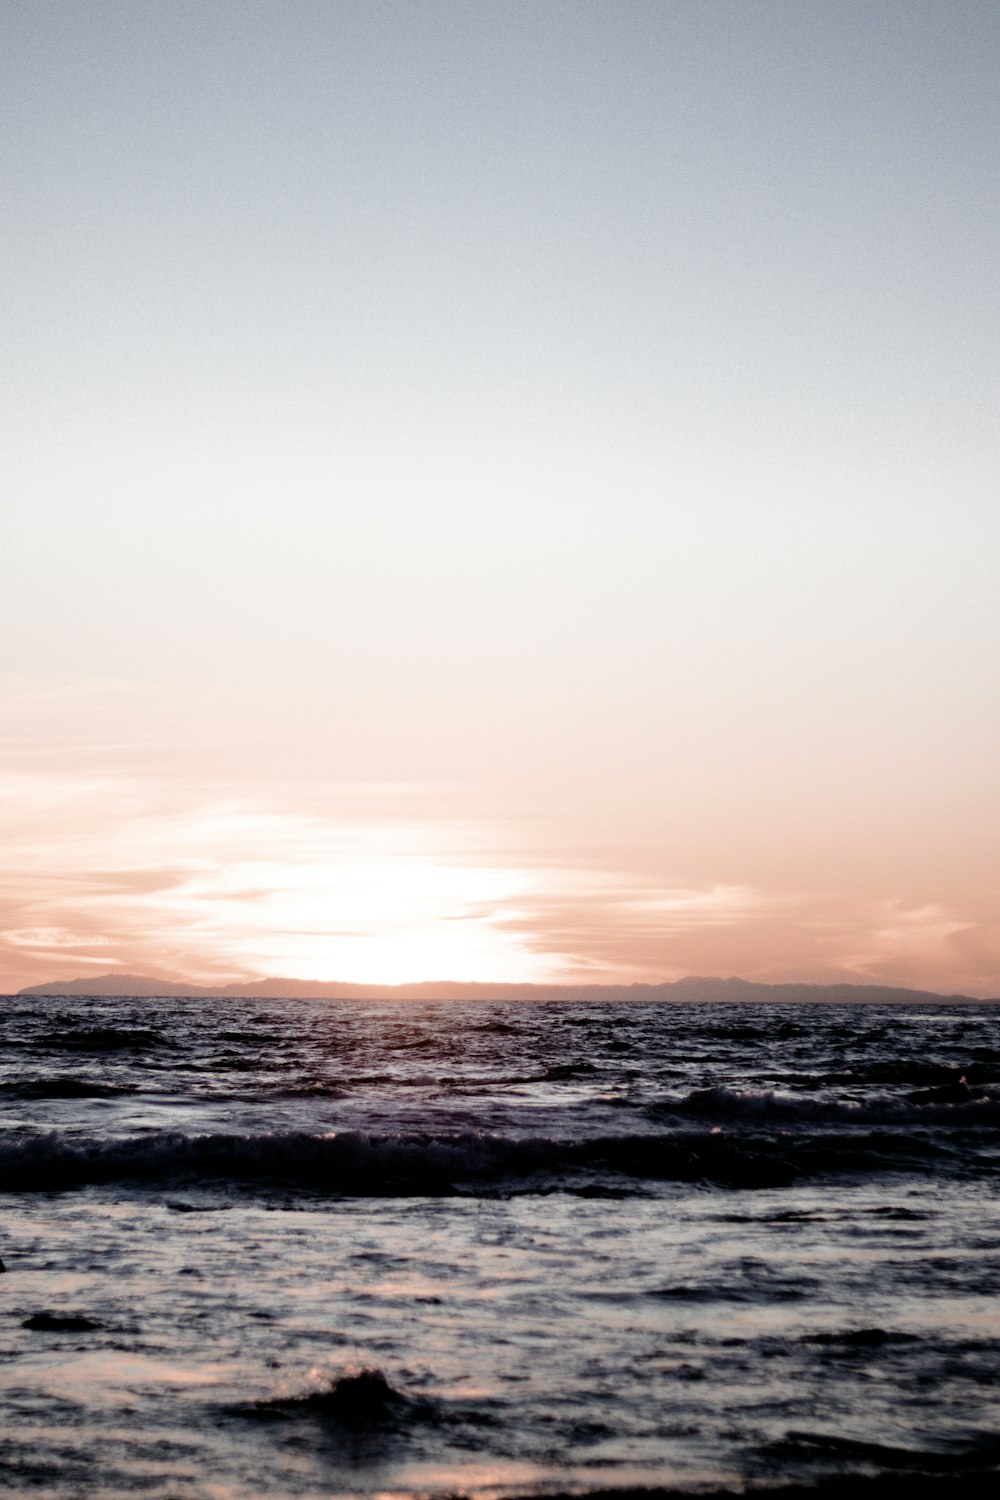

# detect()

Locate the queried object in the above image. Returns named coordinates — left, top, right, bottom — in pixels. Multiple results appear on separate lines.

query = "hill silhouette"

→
left=13, top=972, right=987, bottom=1003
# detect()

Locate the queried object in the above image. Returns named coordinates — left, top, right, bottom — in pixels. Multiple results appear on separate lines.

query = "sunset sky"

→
left=2, top=1, right=998, bottom=995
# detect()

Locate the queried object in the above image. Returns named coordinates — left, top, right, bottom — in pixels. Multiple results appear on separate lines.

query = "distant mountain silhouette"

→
left=12, top=972, right=988, bottom=1003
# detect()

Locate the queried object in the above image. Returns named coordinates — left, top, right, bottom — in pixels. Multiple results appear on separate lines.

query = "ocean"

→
left=1, top=993, right=998, bottom=1498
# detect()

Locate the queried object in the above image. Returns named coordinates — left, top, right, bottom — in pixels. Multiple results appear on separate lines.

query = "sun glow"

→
left=0, top=771, right=566, bottom=987
left=154, top=852, right=554, bottom=985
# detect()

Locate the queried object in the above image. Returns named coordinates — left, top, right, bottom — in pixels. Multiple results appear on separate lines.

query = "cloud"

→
left=492, top=878, right=795, bottom=981
left=0, top=770, right=564, bottom=987
left=2, top=928, right=115, bottom=949
left=2, top=766, right=997, bottom=996
left=834, top=900, right=986, bottom=985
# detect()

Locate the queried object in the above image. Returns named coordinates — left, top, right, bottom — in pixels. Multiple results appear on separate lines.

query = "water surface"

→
left=1, top=995, right=998, bottom=1497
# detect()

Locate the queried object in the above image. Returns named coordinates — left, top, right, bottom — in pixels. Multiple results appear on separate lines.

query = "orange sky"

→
left=2, top=5, right=998, bottom=997
left=1, top=673, right=997, bottom=994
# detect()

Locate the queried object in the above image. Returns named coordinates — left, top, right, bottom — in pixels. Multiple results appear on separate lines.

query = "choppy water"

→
left=1, top=994, right=999, bottom=1497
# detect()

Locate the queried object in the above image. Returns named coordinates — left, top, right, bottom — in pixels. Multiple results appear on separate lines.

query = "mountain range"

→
left=12, top=973, right=990, bottom=1003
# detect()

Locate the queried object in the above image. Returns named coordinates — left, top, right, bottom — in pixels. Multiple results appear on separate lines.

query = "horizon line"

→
left=11, top=971, right=996, bottom=1004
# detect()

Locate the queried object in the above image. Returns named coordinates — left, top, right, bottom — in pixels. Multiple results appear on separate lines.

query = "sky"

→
left=2, top=0, right=998, bottom=995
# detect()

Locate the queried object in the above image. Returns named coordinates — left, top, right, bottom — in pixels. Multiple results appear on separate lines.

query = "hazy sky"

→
left=3, top=1, right=998, bottom=993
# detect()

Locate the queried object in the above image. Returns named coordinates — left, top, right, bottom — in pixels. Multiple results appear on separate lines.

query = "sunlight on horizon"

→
left=152, top=852, right=566, bottom=986
left=0, top=768, right=571, bottom=986
left=1, top=763, right=996, bottom=995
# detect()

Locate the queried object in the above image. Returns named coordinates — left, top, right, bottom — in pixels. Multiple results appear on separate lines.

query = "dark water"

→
left=1, top=995, right=999, bottom=1497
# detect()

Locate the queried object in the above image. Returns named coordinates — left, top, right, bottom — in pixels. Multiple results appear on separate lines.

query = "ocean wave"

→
left=0, top=1122, right=981, bottom=1195
left=812, top=1062, right=1000, bottom=1088
left=243, top=1368, right=423, bottom=1428
left=648, top=1085, right=1000, bottom=1126
left=0, top=1077, right=138, bottom=1099
left=37, top=1027, right=174, bottom=1053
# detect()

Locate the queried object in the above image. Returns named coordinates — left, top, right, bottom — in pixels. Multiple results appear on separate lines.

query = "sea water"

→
left=1, top=995, right=999, bottom=1497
